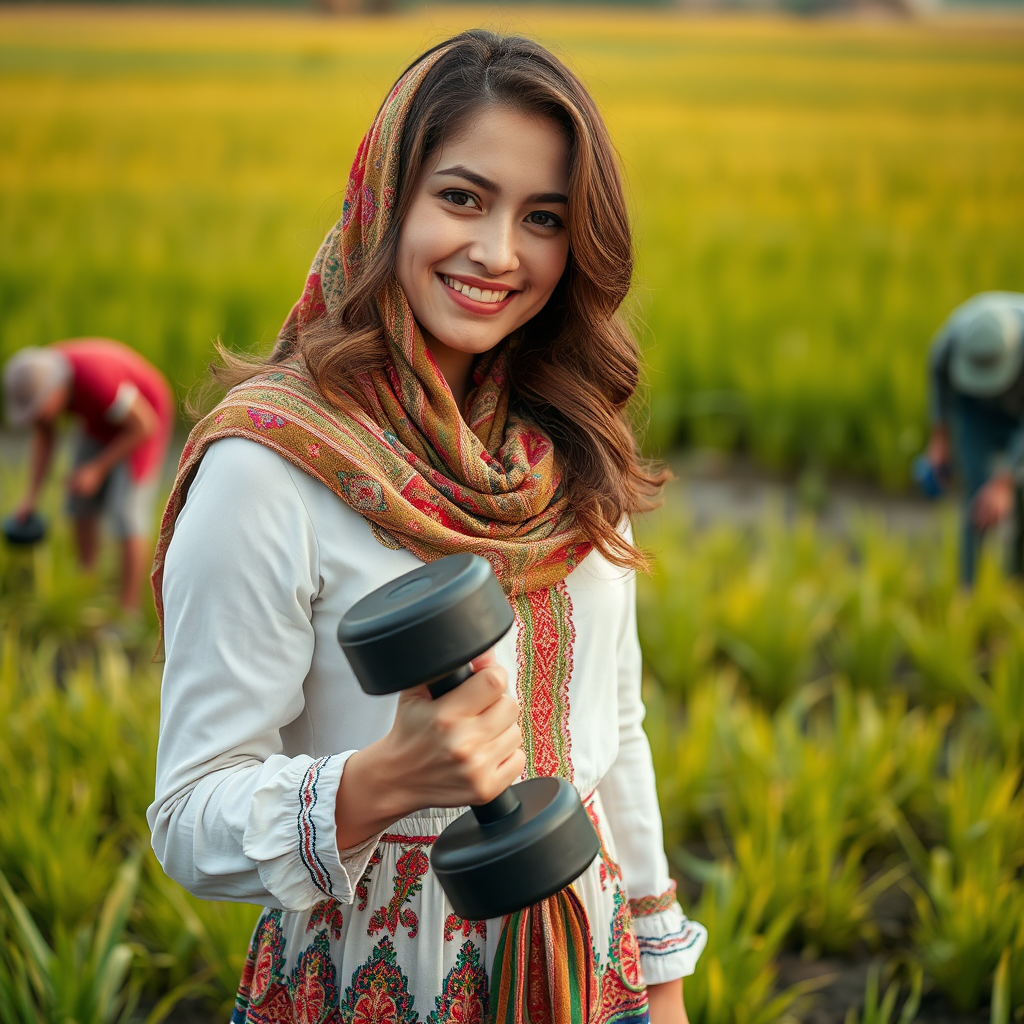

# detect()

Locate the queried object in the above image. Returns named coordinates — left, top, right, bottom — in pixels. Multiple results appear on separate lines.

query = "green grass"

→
left=637, top=510, right=1024, bottom=1018
left=2, top=8, right=1023, bottom=483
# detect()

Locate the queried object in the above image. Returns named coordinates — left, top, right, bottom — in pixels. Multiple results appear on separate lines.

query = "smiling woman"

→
left=396, top=108, right=570, bottom=407
left=149, top=28, right=704, bottom=1024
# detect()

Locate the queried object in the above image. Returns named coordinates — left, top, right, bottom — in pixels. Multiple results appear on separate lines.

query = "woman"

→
left=149, top=29, right=705, bottom=1024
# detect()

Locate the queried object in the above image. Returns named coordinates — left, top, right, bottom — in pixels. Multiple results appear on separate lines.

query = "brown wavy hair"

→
left=212, top=29, right=667, bottom=570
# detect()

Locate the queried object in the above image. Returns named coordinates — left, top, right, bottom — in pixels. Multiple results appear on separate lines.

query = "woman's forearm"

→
left=334, top=739, right=412, bottom=850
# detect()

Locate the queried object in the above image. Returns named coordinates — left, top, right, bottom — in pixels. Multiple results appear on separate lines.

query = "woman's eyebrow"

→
left=433, top=165, right=568, bottom=206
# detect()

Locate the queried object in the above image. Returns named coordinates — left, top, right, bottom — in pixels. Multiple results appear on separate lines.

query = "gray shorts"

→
left=66, top=434, right=158, bottom=539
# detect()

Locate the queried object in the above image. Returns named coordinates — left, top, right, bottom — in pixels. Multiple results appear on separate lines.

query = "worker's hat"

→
left=3, top=347, right=73, bottom=428
left=951, top=306, right=1024, bottom=398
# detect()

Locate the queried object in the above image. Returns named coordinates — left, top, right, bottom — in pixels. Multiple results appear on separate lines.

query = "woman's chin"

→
left=422, top=326, right=508, bottom=360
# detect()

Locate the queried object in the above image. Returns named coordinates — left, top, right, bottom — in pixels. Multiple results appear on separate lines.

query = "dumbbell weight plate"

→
left=338, top=553, right=514, bottom=695
left=431, top=775, right=600, bottom=921
left=2, top=511, right=47, bottom=546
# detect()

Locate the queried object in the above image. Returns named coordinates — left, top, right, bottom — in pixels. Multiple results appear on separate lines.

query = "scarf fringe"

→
left=489, top=887, right=597, bottom=1024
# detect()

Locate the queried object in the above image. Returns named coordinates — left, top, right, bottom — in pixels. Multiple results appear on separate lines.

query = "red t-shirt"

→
left=54, top=339, right=174, bottom=483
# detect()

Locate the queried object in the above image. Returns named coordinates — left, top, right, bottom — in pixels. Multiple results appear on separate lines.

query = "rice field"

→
left=2, top=5, right=1024, bottom=1022
left=2, top=6, right=1023, bottom=483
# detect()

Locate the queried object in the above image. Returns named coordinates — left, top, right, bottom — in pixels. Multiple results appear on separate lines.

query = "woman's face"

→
left=395, top=104, right=570, bottom=380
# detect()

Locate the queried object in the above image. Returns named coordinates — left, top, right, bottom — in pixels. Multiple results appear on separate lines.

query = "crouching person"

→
left=4, top=338, right=174, bottom=612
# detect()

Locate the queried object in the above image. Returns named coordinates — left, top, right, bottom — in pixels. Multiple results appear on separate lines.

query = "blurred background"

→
left=1, top=2, right=1023, bottom=1022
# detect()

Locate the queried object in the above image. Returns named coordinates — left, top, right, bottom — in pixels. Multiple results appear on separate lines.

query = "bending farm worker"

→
left=3, top=338, right=174, bottom=612
left=925, top=292, right=1024, bottom=585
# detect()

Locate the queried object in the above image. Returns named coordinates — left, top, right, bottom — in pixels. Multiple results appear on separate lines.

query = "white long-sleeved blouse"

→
left=148, top=437, right=705, bottom=1023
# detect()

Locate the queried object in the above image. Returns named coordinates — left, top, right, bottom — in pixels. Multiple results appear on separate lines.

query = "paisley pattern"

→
left=425, top=942, right=489, bottom=1024
left=232, top=911, right=292, bottom=1024
left=341, top=938, right=418, bottom=1024
left=291, top=930, right=341, bottom=1024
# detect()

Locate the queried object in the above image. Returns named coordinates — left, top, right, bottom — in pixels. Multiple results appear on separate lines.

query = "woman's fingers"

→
left=467, top=723, right=526, bottom=802
left=474, top=689, right=520, bottom=737
left=437, top=662, right=510, bottom=718
left=386, top=650, right=523, bottom=809
left=469, top=648, right=498, bottom=671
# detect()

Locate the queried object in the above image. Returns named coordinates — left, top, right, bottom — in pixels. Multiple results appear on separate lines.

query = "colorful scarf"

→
left=152, top=43, right=599, bottom=1024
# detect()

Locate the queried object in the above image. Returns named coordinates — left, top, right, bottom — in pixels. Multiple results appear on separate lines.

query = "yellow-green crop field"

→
left=2, top=6, right=1023, bottom=484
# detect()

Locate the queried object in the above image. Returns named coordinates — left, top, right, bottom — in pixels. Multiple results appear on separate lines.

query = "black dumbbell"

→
left=338, top=552, right=599, bottom=921
left=2, top=511, right=47, bottom=546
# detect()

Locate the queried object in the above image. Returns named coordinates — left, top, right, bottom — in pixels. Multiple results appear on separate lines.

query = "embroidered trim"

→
left=444, top=913, right=487, bottom=942
left=636, top=921, right=703, bottom=958
left=380, top=832, right=437, bottom=845
left=297, top=756, right=335, bottom=897
left=514, top=579, right=575, bottom=781
left=629, top=882, right=678, bottom=918
left=367, top=847, right=430, bottom=939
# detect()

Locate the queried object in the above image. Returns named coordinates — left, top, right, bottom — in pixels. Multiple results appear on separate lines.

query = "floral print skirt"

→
left=232, top=793, right=649, bottom=1024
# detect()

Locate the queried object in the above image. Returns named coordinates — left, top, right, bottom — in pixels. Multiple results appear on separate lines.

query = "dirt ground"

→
left=662, top=448, right=951, bottom=538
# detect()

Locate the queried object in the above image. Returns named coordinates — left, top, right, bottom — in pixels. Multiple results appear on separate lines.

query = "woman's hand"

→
left=335, top=650, right=525, bottom=849
left=378, top=650, right=525, bottom=809
left=647, top=979, right=689, bottom=1024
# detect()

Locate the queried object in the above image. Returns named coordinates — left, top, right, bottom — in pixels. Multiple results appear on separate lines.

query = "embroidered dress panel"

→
left=232, top=802, right=656, bottom=1024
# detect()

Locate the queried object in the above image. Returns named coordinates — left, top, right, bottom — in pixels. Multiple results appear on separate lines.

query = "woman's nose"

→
left=467, top=217, right=520, bottom=276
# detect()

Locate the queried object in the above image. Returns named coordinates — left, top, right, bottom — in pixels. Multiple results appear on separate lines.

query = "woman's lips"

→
left=438, top=274, right=517, bottom=316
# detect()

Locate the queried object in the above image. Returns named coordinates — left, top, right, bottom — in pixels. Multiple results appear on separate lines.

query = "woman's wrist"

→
left=334, top=737, right=413, bottom=850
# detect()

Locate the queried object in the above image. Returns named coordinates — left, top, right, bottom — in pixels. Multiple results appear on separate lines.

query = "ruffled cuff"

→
left=243, top=752, right=383, bottom=912
left=630, top=884, right=707, bottom=983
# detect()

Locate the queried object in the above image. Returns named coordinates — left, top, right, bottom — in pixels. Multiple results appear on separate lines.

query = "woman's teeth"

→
left=442, top=275, right=511, bottom=304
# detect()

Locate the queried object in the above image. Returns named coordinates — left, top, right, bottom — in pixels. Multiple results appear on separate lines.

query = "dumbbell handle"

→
left=427, top=664, right=523, bottom=826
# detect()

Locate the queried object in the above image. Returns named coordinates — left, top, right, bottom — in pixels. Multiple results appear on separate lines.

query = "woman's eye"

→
left=440, top=190, right=479, bottom=209
left=526, top=211, right=563, bottom=229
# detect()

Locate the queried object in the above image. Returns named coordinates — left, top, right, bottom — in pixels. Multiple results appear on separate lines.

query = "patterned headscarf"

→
left=152, top=43, right=590, bottom=621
